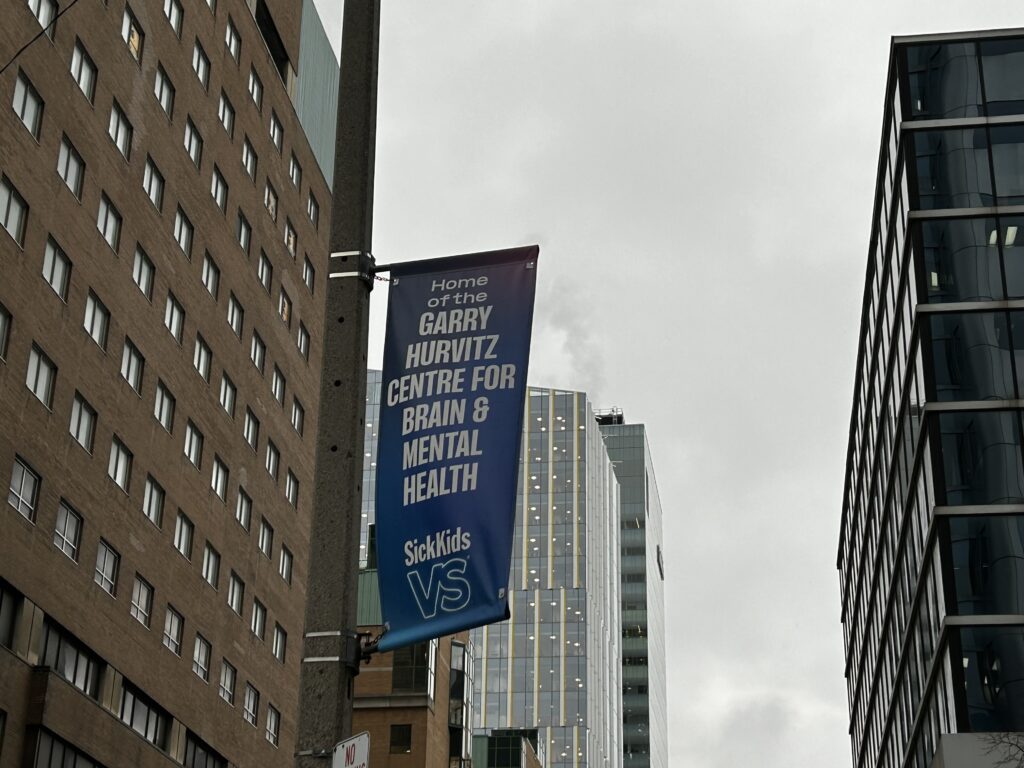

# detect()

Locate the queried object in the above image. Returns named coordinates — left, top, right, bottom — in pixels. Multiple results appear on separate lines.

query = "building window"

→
left=202, top=253, right=220, bottom=298
left=13, top=72, right=43, bottom=138
left=218, top=91, right=234, bottom=137
left=258, top=518, right=273, bottom=557
left=235, top=488, right=251, bottom=530
left=43, top=238, right=71, bottom=300
left=219, top=660, right=236, bottom=704
left=279, top=545, right=292, bottom=584
left=130, top=575, right=152, bottom=626
left=269, top=111, right=282, bottom=152
left=184, top=118, right=203, bottom=168
left=303, top=256, right=315, bottom=293
left=107, top=436, right=132, bottom=491
left=163, top=292, right=185, bottom=343
left=263, top=181, right=278, bottom=221
left=143, top=156, right=165, bottom=210
left=248, top=68, right=262, bottom=109
left=57, top=137, right=85, bottom=199
left=249, top=331, right=265, bottom=373
left=26, top=344, right=56, bottom=408
left=291, top=398, right=304, bottom=435
left=8, top=457, right=39, bottom=521
left=250, top=599, right=265, bottom=639
left=265, top=441, right=279, bottom=480
left=211, top=456, right=228, bottom=500
left=163, top=606, right=183, bottom=654
left=297, top=323, right=309, bottom=360
left=0, top=303, right=9, bottom=361
left=227, top=293, right=244, bottom=337
left=228, top=572, right=244, bottom=614
left=28, top=0, right=57, bottom=36
left=174, top=207, right=194, bottom=258
left=192, top=40, right=210, bottom=89
left=265, top=704, right=280, bottom=746
left=70, top=40, right=97, bottom=102
left=120, top=6, right=146, bottom=59
left=236, top=211, right=251, bottom=253
left=132, top=246, right=154, bottom=300
left=154, top=380, right=175, bottom=432
left=242, top=137, right=257, bottom=179
left=94, top=539, right=119, bottom=595
left=174, top=511, right=194, bottom=560
left=307, top=193, right=319, bottom=229
left=225, top=18, right=240, bottom=61
left=271, top=366, right=285, bottom=404
left=163, top=0, right=183, bottom=35
left=185, top=732, right=227, bottom=768
left=392, top=639, right=436, bottom=696
left=289, top=154, right=302, bottom=188
left=120, top=338, right=144, bottom=393
left=210, top=166, right=228, bottom=213
left=184, top=421, right=204, bottom=469
left=284, top=219, right=297, bottom=257
left=154, top=65, right=174, bottom=117
left=120, top=683, right=169, bottom=749
left=83, top=291, right=109, bottom=349
left=285, top=470, right=298, bottom=507
left=96, top=193, right=121, bottom=251
left=202, top=543, right=219, bottom=588
left=258, top=251, right=273, bottom=292
left=219, top=373, right=235, bottom=417
left=107, top=101, right=133, bottom=160
left=143, top=476, right=164, bottom=526
left=272, top=624, right=287, bottom=662
left=69, top=392, right=96, bottom=452
left=193, top=334, right=211, bottom=381
left=278, top=289, right=292, bottom=326
left=390, top=725, right=412, bottom=754
left=53, top=501, right=81, bottom=560
left=242, top=408, right=260, bottom=450
left=193, top=634, right=211, bottom=681
left=40, top=621, right=102, bottom=698
left=243, top=684, right=259, bottom=726
left=1, top=176, right=29, bottom=247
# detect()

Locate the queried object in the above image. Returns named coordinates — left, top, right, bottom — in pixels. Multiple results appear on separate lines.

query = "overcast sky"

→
left=310, top=2, right=1021, bottom=765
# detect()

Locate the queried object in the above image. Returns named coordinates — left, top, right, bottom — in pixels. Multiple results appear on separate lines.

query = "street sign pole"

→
left=295, top=0, right=380, bottom=764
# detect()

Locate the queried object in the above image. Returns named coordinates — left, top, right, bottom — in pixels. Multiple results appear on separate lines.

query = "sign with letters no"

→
left=332, top=731, right=369, bottom=768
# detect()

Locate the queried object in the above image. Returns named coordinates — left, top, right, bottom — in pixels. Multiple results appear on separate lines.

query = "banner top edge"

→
left=377, top=244, right=539, bottom=278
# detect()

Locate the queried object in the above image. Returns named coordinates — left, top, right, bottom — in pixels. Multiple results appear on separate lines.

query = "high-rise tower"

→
left=840, top=28, right=1024, bottom=768
left=597, top=413, right=666, bottom=768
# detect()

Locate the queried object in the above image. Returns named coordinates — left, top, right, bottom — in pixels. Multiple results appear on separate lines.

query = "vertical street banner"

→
left=375, top=245, right=539, bottom=652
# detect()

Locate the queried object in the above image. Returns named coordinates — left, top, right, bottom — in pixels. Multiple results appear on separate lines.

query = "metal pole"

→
left=295, top=0, right=380, bottom=763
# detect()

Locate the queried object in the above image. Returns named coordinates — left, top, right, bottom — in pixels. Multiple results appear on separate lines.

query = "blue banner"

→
left=374, top=246, right=539, bottom=652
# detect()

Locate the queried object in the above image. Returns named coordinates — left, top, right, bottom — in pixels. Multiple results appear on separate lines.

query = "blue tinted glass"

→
left=930, top=312, right=1014, bottom=401
left=921, top=218, right=1003, bottom=302
left=1003, top=217, right=1024, bottom=298
left=959, top=625, right=1024, bottom=730
left=913, top=129, right=993, bottom=210
left=950, top=516, right=1024, bottom=614
left=939, top=410, right=1024, bottom=504
left=907, top=42, right=982, bottom=119
left=981, top=39, right=1024, bottom=116
left=990, top=125, right=1024, bottom=205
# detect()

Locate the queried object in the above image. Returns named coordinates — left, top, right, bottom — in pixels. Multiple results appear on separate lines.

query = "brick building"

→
left=0, top=0, right=338, bottom=763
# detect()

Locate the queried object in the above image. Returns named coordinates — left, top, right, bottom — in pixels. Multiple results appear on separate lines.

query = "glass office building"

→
left=840, top=28, right=1024, bottom=768
left=471, top=387, right=622, bottom=768
left=598, top=416, right=667, bottom=768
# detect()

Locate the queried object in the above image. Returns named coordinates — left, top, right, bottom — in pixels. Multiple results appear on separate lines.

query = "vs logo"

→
left=407, top=558, right=472, bottom=619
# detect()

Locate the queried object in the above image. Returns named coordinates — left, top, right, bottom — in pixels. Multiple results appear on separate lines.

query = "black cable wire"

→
left=0, top=0, right=88, bottom=77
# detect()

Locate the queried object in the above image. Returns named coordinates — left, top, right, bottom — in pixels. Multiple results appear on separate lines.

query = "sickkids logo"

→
left=404, top=528, right=473, bottom=619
